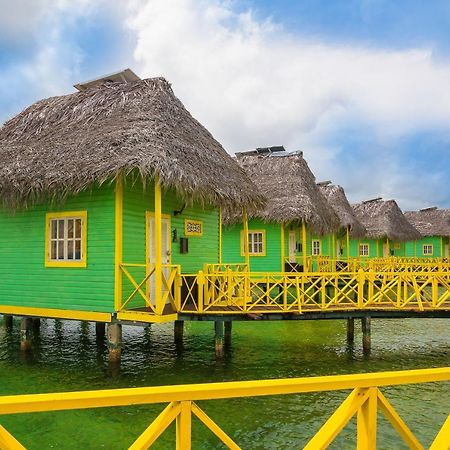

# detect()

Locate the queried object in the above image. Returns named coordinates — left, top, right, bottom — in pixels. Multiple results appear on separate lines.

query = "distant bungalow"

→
left=317, top=182, right=366, bottom=259
left=404, top=207, right=450, bottom=258
left=0, top=70, right=262, bottom=330
left=352, top=198, right=420, bottom=258
left=221, top=147, right=340, bottom=271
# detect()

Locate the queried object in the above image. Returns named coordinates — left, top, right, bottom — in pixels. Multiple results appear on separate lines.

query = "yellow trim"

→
left=0, top=305, right=111, bottom=322
left=240, top=229, right=266, bottom=257
left=114, top=177, right=123, bottom=311
left=45, top=211, right=87, bottom=268
left=154, top=177, right=163, bottom=314
left=359, top=243, right=370, bottom=257
left=423, top=243, right=434, bottom=256
left=302, top=220, right=307, bottom=269
left=218, top=208, right=222, bottom=264
left=311, top=239, right=321, bottom=256
left=346, top=227, right=350, bottom=258
left=184, top=219, right=203, bottom=236
left=280, top=225, right=285, bottom=271
left=116, top=311, right=178, bottom=324
left=242, top=210, right=250, bottom=267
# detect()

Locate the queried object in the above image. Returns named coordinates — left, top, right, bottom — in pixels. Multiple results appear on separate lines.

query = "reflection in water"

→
left=0, top=316, right=449, bottom=449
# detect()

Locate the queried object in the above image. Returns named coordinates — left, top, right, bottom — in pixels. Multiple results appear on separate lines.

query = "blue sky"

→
left=1, top=0, right=450, bottom=210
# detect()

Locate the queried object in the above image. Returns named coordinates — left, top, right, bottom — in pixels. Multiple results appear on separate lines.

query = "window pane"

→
left=51, top=241, right=57, bottom=260
left=75, top=219, right=82, bottom=239
left=67, top=240, right=74, bottom=260
left=57, top=240, right=65, bottom=259
left=68, top=219, right=74, bottom=239
left=58, top=220, right=65, bottom=239
left=51, top=220, right=57, bottom=239
left=75, top=240, right=81, bottom=260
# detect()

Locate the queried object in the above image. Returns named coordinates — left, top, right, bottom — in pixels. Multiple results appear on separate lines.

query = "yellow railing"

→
left=119, top=263, right=181, bottom=314
left=0, top=368, right=449, bottom=449
left=179, top=269, right=450, bottom=314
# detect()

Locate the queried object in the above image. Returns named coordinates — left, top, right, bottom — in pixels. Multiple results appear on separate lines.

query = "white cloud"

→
left=125, top=0, right=450, bottom=208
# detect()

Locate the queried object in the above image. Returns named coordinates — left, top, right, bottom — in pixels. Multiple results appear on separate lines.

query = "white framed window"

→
left=45, top=212, right=87, bottom=267
left=423, top=244, right=433, bottom=256
left=312, top=240, right=321, bottom=256
left=241, top=230, right=265, bottom=256
left=359, top=243, right=370, bottom=257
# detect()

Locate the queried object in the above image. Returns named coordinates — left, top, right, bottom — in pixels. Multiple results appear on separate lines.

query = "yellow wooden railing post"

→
left=346, top=226, right=351, bottom=259
left=358, top=269, right=365, bottom=308
left=302, top=220, right=307, bottom=271
left=357, top=387, right=378, bottom=449
left=197, top=271, right=204, bottom=313
left=174, top=266, right=182, bottom=312
left=176, top=401, right=192, bottom=450
left=114, top=176, right=123, bottom=311
left=243, top=209, right=250, bottom=271
left=154, top=174, right=163, bottom=315
left=432, top=274, right=439, bottom=308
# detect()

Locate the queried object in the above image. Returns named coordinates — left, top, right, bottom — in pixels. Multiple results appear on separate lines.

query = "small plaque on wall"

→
left=184, top=219, right=203, bottom=236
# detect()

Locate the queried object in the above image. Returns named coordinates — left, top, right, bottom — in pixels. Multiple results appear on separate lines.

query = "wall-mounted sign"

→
left=184, top=219, right=203, bottom=236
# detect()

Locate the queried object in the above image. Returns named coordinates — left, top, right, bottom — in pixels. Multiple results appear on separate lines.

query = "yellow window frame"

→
left=359, top=243, right=370, bottom=257
left=423, top=244, right=433, bottom=256
left=45, top=211, right=87, bottom=268
left=240, top=229, right=266, bottom=257
left=311, top=239, right=321, bottom=256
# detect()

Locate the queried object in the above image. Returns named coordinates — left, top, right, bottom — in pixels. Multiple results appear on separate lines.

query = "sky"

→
left=1, top=0, right=450, bottom=210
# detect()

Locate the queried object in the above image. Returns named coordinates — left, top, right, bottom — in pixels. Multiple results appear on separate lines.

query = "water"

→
left=0, top=317, right=449, bottom=449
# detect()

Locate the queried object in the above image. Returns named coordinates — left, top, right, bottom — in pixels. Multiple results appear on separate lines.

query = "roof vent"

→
left=420, top=206, right=438, bottom=212
left=363, top=197, right=382, bottom=204
left=74, top=68, right=141, bottom=91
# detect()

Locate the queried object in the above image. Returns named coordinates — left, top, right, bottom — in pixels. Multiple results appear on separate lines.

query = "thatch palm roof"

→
left=0, top=77, right=264, bottom=210
left=318, top=183, right=366, bottom=238
left=404, top=208, right=450, bottom=237
left=224, top=152, right=340, bottom=235
left=352, top=199, right=421, bottom=241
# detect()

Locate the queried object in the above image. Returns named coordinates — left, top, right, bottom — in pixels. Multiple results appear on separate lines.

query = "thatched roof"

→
left=404, top=207, right=450, bottom=237
left=318, top=183, right=366, bottom=238
left=0, top=76, right=264, bottom=210
left=223, top=152, right=340, bottom=235
left=352, top=199, right=421, bottom=241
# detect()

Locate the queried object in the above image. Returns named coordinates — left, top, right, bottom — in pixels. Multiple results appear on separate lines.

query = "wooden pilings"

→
left=362, top=316, right=371, bottom=353
left=224, top=321, right=232, bottom=347
left=3, top=315, right=13, bottom=330
left=95, top=322, right=106, bottom=339
left=214, top=321, right=224, bottom=356
left=346, top=318, right=355, bottom=343
left=174, top=320, right=184, bottom=344
left=107, top=323, right=122, bottom=363
left=20, top=317, right=33, bottom=351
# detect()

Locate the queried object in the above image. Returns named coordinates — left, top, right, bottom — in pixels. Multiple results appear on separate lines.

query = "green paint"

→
left=0, top=184, right=115, bottom=312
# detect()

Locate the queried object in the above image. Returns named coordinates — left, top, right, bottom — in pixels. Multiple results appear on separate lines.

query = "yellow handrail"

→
left=0, top=367, right=448, bottom=449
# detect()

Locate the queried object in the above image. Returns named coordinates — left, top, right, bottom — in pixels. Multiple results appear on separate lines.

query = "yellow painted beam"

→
left=114, top=176, right=124, bottom=311
left=430, top=413, right=450, bottom=450
left=243, top=210, right=250, bottom=270
left=218, top=208, right=222, bottom=264
left=154, top=175, right=163, bottom=315
left=0, top=305, right=111, bottom=323
left=116, top=312, right=178, bottom=324
left=346, top=226, right=350, bottom=259
left=280, top=224, right=285, bottom=272
left=302, top=220, right=307, bottom=271
left=0, top=367, right=448, bottom=415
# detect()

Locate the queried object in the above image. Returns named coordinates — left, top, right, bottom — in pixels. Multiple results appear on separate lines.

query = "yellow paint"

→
left=346, top=227, right=350, bottom=258
left=218, top=208, right=222, bottom=264
left=312, top=239, right=321, bottom=256
left=423, top=244, right=434, bottom=256
left=359, top=243, right=370, bottom=257
left=184, top=219, right=203, bottom=236
left=302, top=220, right=307, bottom=270
left=116, top=311, right=178, bottom=323
left=240, top=229, right=265, bottom=257
left=440, top=238, right=443, bottom=257
left=154, top=175, right=163, bottom=314
left=114, top=177, right=123, bottom=311
left=0, top=305, right=111, bottom=322
left=242, top=211, right=250, bottom=268
left=0, top=367, right=447, bottom=450
left=280, top=224, right=285, bottom=271
left=332, top=234, right=336, bottom=259
left=44, top=211, right=87, bottom=268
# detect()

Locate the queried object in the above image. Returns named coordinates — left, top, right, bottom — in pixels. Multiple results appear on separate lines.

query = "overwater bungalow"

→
left=221, top=147, right=340, bottom=272
left=352, top=198, right=421, bottom=258
left=317, top=182, right=366, bottom=260
left=0, top=70, right=263, bottom=331
left=404, top=207, right=450, bottom=258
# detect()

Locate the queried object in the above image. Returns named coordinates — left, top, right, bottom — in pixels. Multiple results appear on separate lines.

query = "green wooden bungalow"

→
left=317, top=182, right=366, bottom=260
left=404, top=207, right=450, bottom=258
left=351, top=199, right=421, bottom=258
left=221, top=147, right=340, bottom=272
left=0, top=70, right=262, bottom=327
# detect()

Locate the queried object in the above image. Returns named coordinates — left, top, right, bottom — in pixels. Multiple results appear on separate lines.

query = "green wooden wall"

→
left=405, top=237, right=447, bottom=257
left=0, top=184, right=116, bottom=312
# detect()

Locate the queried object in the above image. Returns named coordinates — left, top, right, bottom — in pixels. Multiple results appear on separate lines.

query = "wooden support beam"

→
left=107, top=323, right=122, bottom=363
left=214, top=321, right=224, bottom=357
left=174, top=320, right=184, bottom=344
left=362, top=316, right=371, bottom=354
left=224, top=321, right=232, bottom=347
left=3, top=315, right=13, bottom=330
left=95, top=322, right=105, bottom=339
left=20, top=317, right=33, bottom=351
left=347, top=318, right=355, bottom=343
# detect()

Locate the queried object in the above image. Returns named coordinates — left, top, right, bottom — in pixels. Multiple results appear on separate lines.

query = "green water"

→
left=0, top=317, right=449, bottom=449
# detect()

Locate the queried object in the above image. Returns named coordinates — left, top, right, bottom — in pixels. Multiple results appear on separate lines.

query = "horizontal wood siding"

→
left=0, top=185, right=115, bottom=312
